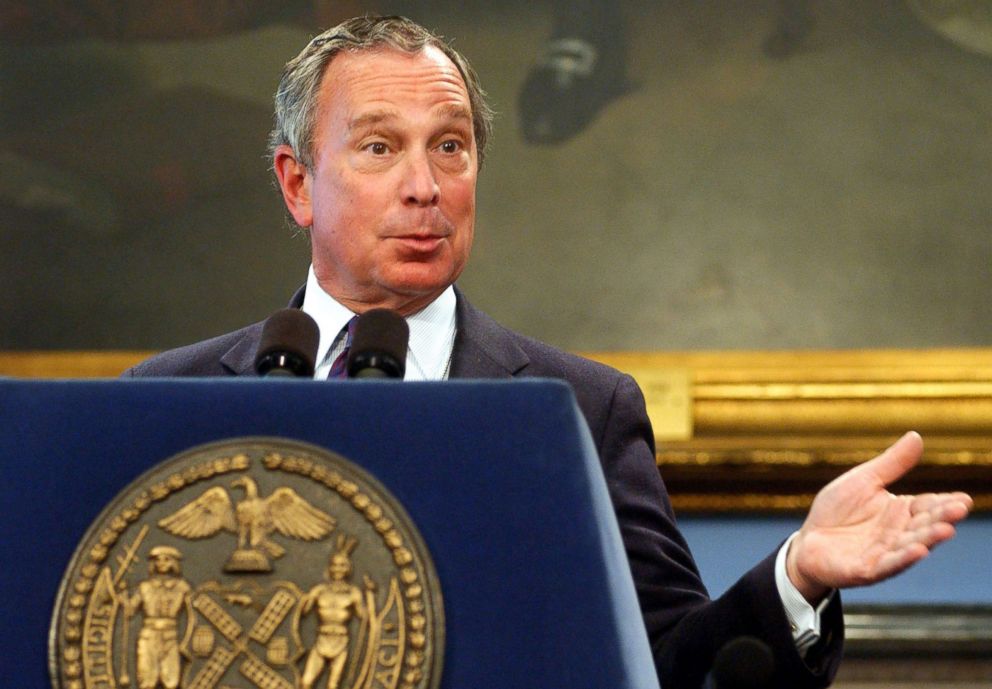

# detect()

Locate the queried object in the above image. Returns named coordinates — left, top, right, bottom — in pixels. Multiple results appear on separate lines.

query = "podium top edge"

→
left=0, top=376, right=578, bottom=396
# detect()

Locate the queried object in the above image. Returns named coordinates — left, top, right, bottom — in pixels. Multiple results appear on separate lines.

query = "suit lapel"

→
left=219, top=287, right=306, bottom=376
left=219, top=324, right=263, bottom=376
left=450, top=288, right=530, bottom=379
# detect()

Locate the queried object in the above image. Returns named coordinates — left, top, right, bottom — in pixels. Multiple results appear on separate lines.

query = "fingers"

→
left=910, top=492, right=974, bottom=524
left=910, top=491, right=973, bottom=511
left=951, top=491, right=975, bottom=509
left=857, top=431, right=924, bottom=486
left=896, top=520, right=957, bottom=551
left=899, top=492, right=971, bottom=550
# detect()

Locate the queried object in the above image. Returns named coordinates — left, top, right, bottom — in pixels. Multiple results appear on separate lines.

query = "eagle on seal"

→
left=158, top=476, right=335, bottom=572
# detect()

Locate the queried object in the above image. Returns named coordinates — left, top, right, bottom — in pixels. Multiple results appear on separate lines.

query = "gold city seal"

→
left=50, top=437, right=443, bottom=689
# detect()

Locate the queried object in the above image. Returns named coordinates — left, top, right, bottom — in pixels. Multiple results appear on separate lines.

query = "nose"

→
left=401, top=151, right=440, bottom=207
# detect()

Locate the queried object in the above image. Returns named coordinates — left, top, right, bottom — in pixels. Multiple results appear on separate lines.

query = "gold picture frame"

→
left=4, top=348, right=991, bottom=513
left=587, top=348, right=992, bottom=513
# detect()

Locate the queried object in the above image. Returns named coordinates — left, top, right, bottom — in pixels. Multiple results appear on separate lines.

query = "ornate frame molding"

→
left=586, top=349, right=992, bottom=513
left=4, top=348, right=991, bottom=513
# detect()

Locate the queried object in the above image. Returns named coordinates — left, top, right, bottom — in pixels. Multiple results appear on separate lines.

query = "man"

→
left=124, top=546, right=193, bottom=689
left=126, top=15, right=973, bottom=688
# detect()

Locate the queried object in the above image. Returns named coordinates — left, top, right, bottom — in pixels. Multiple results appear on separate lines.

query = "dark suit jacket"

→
left=126, top=288, right=842, bottom=688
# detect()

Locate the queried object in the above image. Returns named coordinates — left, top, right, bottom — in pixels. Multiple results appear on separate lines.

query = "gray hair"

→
left=269, top=15, right=494, bottom=170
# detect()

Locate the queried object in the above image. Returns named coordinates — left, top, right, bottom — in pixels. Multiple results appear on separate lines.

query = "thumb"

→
left=856, top=431, right=924, bottom=487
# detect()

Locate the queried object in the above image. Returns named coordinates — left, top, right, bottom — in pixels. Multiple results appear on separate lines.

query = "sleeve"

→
left=596, top=373, right=843, bottom=688
left=774, top=532, right=838, bottom=656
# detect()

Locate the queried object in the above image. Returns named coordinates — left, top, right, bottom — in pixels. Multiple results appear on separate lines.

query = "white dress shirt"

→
left=301, top=265, right=457, bottom=381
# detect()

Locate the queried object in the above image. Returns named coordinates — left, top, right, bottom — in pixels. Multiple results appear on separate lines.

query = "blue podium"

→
left=0, top=379, right=658, bottom=689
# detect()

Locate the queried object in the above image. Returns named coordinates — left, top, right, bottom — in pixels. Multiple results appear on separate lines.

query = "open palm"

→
left=787, top=432, right=973, bottom=602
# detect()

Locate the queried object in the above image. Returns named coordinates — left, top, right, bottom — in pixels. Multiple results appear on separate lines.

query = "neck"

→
left=321, top=287, right=443, bottom=318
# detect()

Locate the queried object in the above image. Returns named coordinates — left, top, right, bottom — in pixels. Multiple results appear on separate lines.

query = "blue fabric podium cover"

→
left=0, top=379, right=658, bottom=689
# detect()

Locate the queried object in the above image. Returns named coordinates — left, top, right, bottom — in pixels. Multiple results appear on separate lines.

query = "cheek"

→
left=459, top=223, right=475, bottom=261
left=336, top=177, right=389, bottom=225
left=313, top=175, right=368, bottom=237
left=457, top=192, right=476, bottom=252
left=446, top=176, right=476, bottom=220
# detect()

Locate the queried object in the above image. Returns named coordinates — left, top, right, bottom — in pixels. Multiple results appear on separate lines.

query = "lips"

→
left=387, top=214, right=453, bottom=253
left=391, top=234, right=447, bottom=253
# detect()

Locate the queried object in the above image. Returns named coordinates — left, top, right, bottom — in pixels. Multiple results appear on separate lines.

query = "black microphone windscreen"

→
left=347, top=309, right=409, bottom=379
left=711, top=636, right=775, bottom=689
left=254, top=308, right=320, bottom=377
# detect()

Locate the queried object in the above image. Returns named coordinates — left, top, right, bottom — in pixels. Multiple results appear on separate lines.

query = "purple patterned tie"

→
left=327, top=316, right=357, bottom=379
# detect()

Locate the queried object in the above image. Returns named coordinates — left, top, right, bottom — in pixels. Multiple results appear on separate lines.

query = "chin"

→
left=383, top=264, right=462, bottom=297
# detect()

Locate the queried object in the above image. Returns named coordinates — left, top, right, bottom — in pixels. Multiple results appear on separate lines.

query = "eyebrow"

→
left=347, top=104, right=473, bottom=133
left=434, top=104, right=473, bottom=126
left=348, top=110, right=400, bottom=132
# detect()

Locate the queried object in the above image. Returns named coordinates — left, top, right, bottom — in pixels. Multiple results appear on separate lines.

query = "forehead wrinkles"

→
left=321, top=50, right=471, bottom=126
left=349, top=64, right=467, bottom=99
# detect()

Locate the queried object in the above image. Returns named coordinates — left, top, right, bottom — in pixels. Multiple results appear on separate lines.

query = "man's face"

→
left=329, top=554, right=351, bottom=581
left=151, top=554, right=178, bottom=575
left=283, top=46, right=478, bottom=315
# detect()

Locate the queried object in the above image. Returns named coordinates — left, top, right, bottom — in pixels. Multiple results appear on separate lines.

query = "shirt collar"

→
left=301, top=265, right=357, bottom=373
left=405, top=286, right=457, bottom=381
left=300, top=265, right=457, bottom=381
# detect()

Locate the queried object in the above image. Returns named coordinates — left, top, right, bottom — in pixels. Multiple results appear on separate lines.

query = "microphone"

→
left=346, top=309, right=409, bottom=379
left=254, top=308, right=320, bottom=377
left=707, top=636, right=775, bottom=689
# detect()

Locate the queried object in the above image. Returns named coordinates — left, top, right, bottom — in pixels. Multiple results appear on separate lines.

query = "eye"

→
left=363, top=141, right=389, bottom=155
left=438, top=139, right=462, bottom=154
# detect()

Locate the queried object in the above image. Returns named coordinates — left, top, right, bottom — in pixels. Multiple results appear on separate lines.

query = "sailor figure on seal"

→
left=124, top=546, right=192, bottom=689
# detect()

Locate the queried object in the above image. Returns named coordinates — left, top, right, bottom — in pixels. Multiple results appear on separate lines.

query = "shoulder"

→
left=518, top=332, right=647, bottom=447
left=520, top=330, right=624, bottom=384
left=455, top=294, right=643, bottom=441
left=457, top=292, right=629, bottom=391
left=510, top=327, right=633, bottom=402
left=124, top=322, right=264, bottom=378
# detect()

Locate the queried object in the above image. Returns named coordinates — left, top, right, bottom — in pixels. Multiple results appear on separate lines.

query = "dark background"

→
left=2, top=0, right=990, bottom=351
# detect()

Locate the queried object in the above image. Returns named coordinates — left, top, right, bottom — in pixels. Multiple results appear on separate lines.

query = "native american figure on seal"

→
left=298, top=535, right=368, bottom=689
left=121, top=545, right=193, bottom=689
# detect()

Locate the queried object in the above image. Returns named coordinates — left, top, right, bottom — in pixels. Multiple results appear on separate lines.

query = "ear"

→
left=273, top=144, right=313, bottom=228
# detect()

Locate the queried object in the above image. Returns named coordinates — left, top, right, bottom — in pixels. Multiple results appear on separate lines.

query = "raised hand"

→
left=786, top=431, right=973, bottom=603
